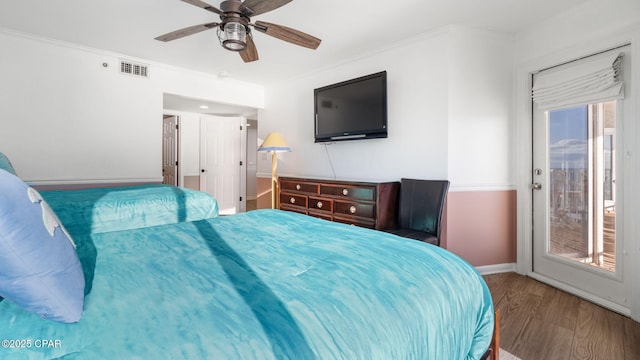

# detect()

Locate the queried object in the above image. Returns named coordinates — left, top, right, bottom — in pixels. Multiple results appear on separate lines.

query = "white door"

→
left=162, top=116, right=178, bottom=186
left=199, top=115, right=244, bottom=215
left=531, top=48, right=631, bottom=314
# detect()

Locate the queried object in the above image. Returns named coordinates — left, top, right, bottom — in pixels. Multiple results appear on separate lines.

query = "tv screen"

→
left=314, top=71, right=387, bottom=143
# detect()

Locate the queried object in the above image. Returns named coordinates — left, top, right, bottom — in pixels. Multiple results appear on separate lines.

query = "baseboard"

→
left=475, top=263, right=517, bottom=275
left=527, top=272, right=631, bottom=317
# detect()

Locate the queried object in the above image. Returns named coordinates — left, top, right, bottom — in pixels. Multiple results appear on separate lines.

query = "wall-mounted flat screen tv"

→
left=314, top=71, right=387, bottom=143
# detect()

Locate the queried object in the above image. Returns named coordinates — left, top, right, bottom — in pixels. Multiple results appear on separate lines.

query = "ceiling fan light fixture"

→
left=218, top=22, right=247, bottom=51
left=156, top=0, right=321, bottom=62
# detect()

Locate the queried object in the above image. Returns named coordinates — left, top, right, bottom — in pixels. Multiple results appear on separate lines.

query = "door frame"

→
left=515, top=32, right=640, bottom=321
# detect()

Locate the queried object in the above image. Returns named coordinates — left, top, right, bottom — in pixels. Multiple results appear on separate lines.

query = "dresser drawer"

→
left=280, top=193, right=308, bottom=208
left=308, top=209, right=333, bottom=221
left=333, top=214, right=375, bottom=229
left=309, top=196, right=333, bottom=212
left=280, top=204, right=308, bottom=215
left=278, top=177, right=398, bottom=231
left=320, top=184, right=375, bottom=201
left=280, top=180, right=319, bottom=194
left=334, top=200, right=374, bottom=219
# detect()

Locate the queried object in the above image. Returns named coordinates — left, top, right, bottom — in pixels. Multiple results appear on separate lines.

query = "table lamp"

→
left=257, top=132, right=291, bottom=209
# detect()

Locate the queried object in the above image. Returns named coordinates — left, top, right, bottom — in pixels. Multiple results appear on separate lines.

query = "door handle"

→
left=531, top=183, right=542, bottom=190
left=201, top=169, right=206, bottom=173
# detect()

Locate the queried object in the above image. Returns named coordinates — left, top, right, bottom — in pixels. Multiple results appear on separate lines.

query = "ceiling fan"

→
left=155, top=0, right=321, bottom=63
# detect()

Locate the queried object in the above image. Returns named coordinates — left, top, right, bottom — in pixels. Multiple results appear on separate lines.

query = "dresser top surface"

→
left=279, top=176, right=399, bottom=187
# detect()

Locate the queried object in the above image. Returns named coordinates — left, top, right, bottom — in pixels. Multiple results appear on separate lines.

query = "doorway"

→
left=530, top=47, right=632, bottom=315
left=246, top=119, right=258, bottom=211
left=162, top=93, right=259, bottom=212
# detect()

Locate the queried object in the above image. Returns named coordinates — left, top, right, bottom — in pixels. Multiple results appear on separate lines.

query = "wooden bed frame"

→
left=481, top=311, right=500, bottom=360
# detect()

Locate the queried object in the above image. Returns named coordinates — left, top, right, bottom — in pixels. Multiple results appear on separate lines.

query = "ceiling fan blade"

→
left=253, top=21, right=321, bottom=49
left=239, top=34, right=259, bottom=63
left=155, top=22, right=219, bottom=42
left=181, top=0, right=222, bottom=15
left=240, top=0, right=292, bottom=17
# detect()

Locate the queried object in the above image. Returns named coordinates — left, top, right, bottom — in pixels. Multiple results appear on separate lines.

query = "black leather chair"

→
left=384, top=178, right=450, bottom=246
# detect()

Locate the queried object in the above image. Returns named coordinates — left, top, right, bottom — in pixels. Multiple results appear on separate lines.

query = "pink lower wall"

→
left=442, top=190, right=517, bottom=266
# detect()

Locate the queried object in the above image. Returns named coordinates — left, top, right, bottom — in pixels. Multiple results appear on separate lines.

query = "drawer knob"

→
left=349, top=205, right=357, bottom=214
left=317, top=201, right=323, bottom=209
left=290, top=197, right=296, bottom=204
left=342, top=188, right=349, bottom=196
left=296, top=184, right=301, bottom=190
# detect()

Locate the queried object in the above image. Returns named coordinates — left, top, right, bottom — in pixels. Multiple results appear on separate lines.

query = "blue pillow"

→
left=0, top=169, right=85, bottom=323
left=0, top=152, right=16, bottom=175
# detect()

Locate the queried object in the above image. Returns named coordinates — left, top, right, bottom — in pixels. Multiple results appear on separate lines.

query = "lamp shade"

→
left=258, top=132, right=291, bottom=152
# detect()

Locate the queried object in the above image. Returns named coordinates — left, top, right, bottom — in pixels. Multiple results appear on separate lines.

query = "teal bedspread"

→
left=0, top=210, right=493, bottom=360
left=40, top=184, right=219, bottom=235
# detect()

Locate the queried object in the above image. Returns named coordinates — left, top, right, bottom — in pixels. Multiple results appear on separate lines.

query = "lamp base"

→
left=271, top=152, right=278, bottom=209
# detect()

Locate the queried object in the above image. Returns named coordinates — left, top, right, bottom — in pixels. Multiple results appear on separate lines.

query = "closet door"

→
left=199, top=115, right=244, bottom=215
left=162, top=116, right=178, bottom=186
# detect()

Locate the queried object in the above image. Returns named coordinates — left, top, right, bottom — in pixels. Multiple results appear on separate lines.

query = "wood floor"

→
left=483, top=272, right=640, bottom=360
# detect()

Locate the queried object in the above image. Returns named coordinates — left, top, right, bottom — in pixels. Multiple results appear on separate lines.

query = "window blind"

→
left=532, top=51, right=624, bottom=111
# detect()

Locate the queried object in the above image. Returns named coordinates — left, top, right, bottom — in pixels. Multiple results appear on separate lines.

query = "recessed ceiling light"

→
left=200, top=105, right=209, bottom=109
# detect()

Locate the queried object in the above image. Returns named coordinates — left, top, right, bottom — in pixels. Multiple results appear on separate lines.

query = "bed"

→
left=0, top=151, right=218, bottom=236
left=39, top=184, right=219, bottom=235
left=0, top=167, right=495, bottom=360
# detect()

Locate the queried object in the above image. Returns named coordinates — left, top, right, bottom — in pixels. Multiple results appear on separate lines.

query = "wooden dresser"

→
left=278, top=176, right=399, bottom=230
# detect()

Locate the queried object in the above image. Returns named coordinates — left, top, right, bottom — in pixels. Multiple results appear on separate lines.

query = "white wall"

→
left=0, top=29, right=263, bottom=184
left=447, top=27, right=515, bottom=190
left=258, top=26, right=514, bottom=189
left=515, top=0, right=640, bottom=64
left=177, top=113, right=202, bottom=182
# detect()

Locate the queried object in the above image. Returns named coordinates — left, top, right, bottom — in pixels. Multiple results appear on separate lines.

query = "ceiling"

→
left=163, top=93, right=259, bottom=117
left=0, top=0, right=590, bottom=113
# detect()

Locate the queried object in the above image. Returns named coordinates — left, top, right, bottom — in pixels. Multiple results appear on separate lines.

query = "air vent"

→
left=119, top=60, right=149, bottom=78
